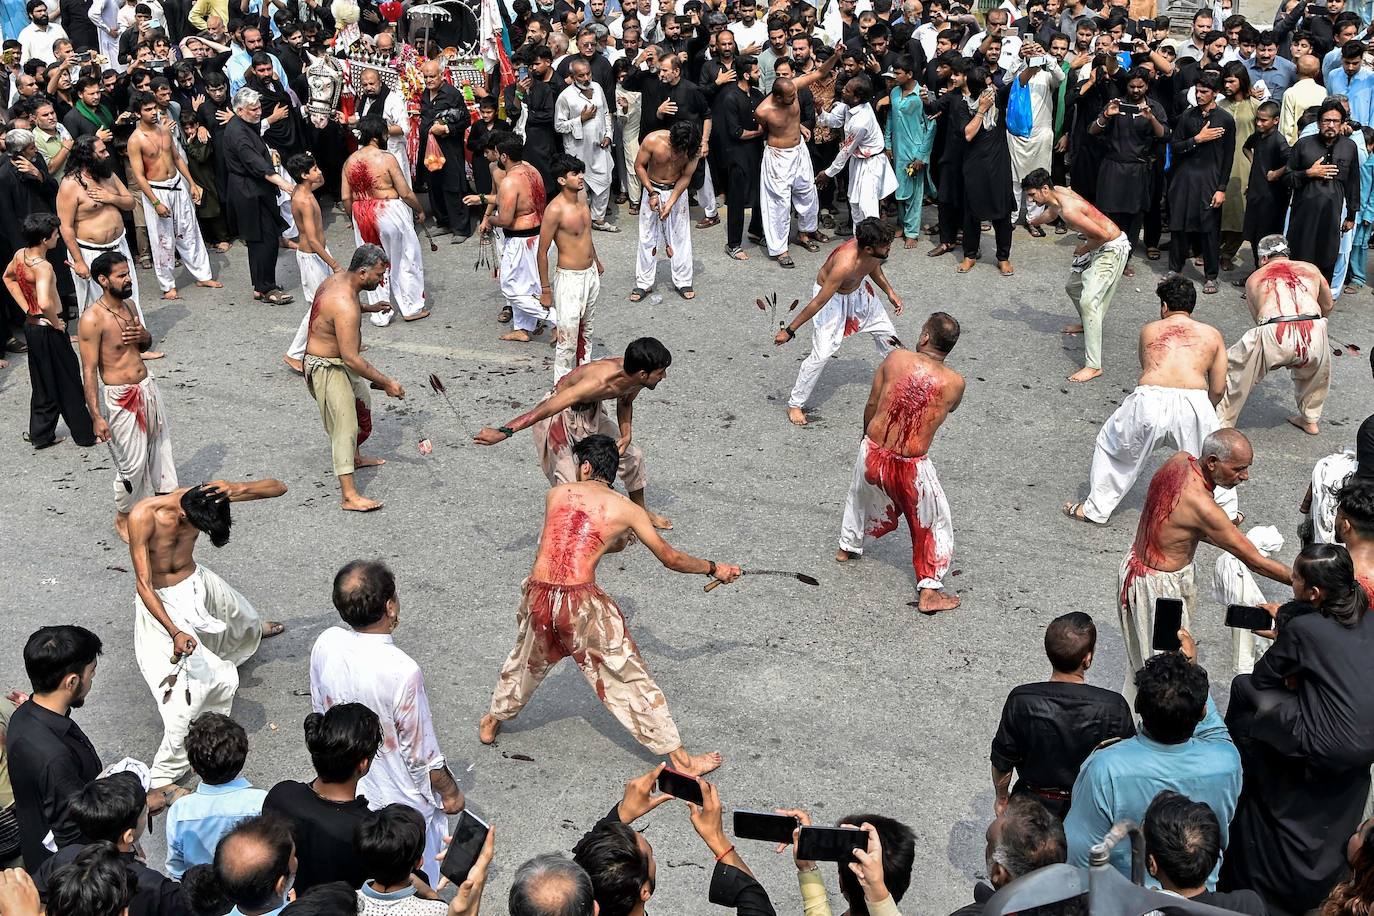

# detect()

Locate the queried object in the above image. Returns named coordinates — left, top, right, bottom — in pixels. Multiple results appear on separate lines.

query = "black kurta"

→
left=419, top=82, right=474, bottom=236
left=1287, top=133, right=1361, bottom=281
left=222, top=116, right=287, bottom=243
left=500, top=80, right=557, bottom=192
left=1243, top=128, right=1292, bottom=243
left=1094, top=98, right=1166, bottom=215
left=1167, top=104, right=1235, bottom=232
left=1066, top=67, right=1124, bottom=203
left=962, top=86, right=1015, bottom=220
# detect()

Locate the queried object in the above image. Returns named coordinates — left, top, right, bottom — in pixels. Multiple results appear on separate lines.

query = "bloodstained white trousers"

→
left=142, top=177, right=213, bottom=292
left=552, top=264, right=600, bottom=382
left=287, top=250, right=333, bottom=361
left=787, top=281, right=897, bottom=409
left=760, top=143, right=820, bottom=257
left=635, top=185, right=693, bottom=291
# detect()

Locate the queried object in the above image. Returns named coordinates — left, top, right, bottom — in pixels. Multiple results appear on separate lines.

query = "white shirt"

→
left=18, top=21, right=68, bottom=64
left=555, top=81, right=614, bottom=192
left=731, top=18, right=768, bottom=51
left=359, top=88, right=410, bottom=170
left=962, top=29, right=1021, bottom=72
left=821, top=101, right=885, bottom=175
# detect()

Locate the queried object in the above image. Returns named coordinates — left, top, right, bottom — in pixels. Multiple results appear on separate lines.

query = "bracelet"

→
left=150, top=198, right=161, bottom=208
left=783, top=326, right=796, bottom=340
left=707, top=560, right=717, bottom=577
left=497, top=426, right=515, bottom=439
left=1095, top=119, right=1107, bottom=129
left=714, top=844, right=735, bottom=862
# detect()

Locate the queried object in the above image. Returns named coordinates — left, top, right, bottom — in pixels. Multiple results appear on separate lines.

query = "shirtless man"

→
left=304, top=244, right=405, bottom=512
left=464, top=130, right=512, bottom=323
left=539, top=154, right=605, bottom=382
left=1024, top=168, right=1131, bottom=383
left=342, top=116, right=429, bottom=326
left=474, top=338, right=675, bottom=529
left=3, top=213, right=94, bottom=449
left=1117, top=428, right=1291, bottom=702
left=489, top=133, right=549, bottom=341
left=125, top=91, right=221, bottom=300
left=283, top=153, right=340, bottom=374
left=630, top=120, right=703, bottom=302
left=79, top=252, right=177, bottom=543
left=1335, top=478, right=1374, bottom=601
left=837, top=313, right=964, bottom=613
left=478, top=433, right=741, bottom=775
left=57, top=136, right=162, bottom=357
left=754, top=47, right=841, bottom=266
left=1066, top=276, right=1236, bottom=526
left=127, top=478, right=286, bottom=788
left=1217, top=234, right=1333, bottom=435
left=774, top=217, right=904, bottom=426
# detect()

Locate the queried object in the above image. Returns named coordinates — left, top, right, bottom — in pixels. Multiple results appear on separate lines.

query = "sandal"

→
left=773, top=253, right=796, bottom=268
left=1027, top=225, right=1046, bottom=238
left=628, top=288, right=650, bottom=302
left=260, top=289, right=293, bottom=305
left=1203, top=280, right=1219, bottom=295
left=498, top=305, right=513, bottom=323
left=726, top=246, right=749, bottom=260
left=809, top=230, right=831, bottom=243
left=675, top=285, right=695, bottom=300
left=1054, top=221, right=1068, bottom=235
left=796, top=236, right=821, bottom=253
left=1063, top=502, right=1104, bottom=525
left=927, top=242, right=956, bottom=258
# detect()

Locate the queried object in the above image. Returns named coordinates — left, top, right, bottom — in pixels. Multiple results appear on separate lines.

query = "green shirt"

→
left=33, top=125, right=70, bottom=180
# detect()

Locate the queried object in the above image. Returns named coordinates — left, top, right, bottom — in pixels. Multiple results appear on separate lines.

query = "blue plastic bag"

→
left=1007, top=79, right=1033, bottom=138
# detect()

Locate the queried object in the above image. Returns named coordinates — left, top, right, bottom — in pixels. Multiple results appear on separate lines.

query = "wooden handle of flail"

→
left=704, top=578, right=724, bottom=593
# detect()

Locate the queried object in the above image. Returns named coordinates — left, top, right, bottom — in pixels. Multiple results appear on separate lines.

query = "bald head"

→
left=1296, top=53, right=1321, bottom=78
left=771, top=75, right=795, bottom=101
left=509, top=854, right=595, bottom=916
left=213, top=815, right=295, bottom=913
left=422, top=60, right=442, bottom=77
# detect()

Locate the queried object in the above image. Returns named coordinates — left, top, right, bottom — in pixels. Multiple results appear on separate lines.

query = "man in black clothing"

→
left=59, top=0, right=99, bottom=52
left=417, top=58, right=473, bottom=240
left=222, top=87, right=292, bottom=302
left=990, top=612, right=1135, bottom=820
left=245, top=53, right=305, bottom=160
left=500, top=47, right=558, bottom=202
left=1242, top=100, right=1291, bottom=274
left=1288, top=99, right=1360, bottom=283
left=61, top=77, right=118, bottom=144
left=5, top=625, right=104, bottom=871
left=1144, top=792, right=1267, bottom=916
left=554, top=27, right=616, bottom=109
left=713, top=56, right=765, bottom=258
left=1166, top=71, right=1234, bottom=294
left=700, top=28, right=741, bottom=106
left=42, top=844, right=136, bottom=916
left=1090, top=68, right=1167, bottom=254
left=950, top=796, right=1071, bottom=916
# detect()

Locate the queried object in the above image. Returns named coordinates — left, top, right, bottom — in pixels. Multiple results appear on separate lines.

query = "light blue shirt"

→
left=1063, top=698, right=1241, bottom=891
left=1327, top=68, right=1374, bottom=126
left=1360, top=137, right=1374, bottom=222
left=1245, top=55, right=1296, bottom=103
left=165, top=777, right=266, bottom=877
left=229, top=906, right=284, bottom=916
left=226, top=47, right=289, bottom=96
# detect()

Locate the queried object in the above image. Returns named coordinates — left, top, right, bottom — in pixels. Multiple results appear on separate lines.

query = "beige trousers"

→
left=1117, top=551, right=1196, bottom=705
left=1217, top=317, right=1330, bottom=425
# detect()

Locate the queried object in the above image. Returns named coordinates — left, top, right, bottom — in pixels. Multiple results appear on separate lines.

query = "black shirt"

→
left=263, top=781, right=372, bottom=893
left=989, top=681, right=1135, bottom=818
left=4, top=701, right=102, bottom=870
left=35, top=845, right=189, bottom=916
left=1163, top=890, right=1268, bottom=915
left=622, top=71, right=711, bottom=138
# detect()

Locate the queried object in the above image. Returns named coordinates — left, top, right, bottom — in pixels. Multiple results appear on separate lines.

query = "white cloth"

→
left=501, top=231, right=548, bottom=332
left=104, top=374, right=177, bottom=514
left=89, top=0, right=123, bottom=73
left=695, top=159, right=718, bottom=218
left=353, top=198, right=426, bottom=326
left=72, top=231, right=144, bottom=323
left=1212, top=526, right=1283, bottom=675
left=1310, top=448, right=1358, bottom=544
left=787, top=279, right=897, bottom=409
left=358, top=89, right=412, bottom=173
left=635, top=184, right=693, bottom=290
left=288, top=250, right=332, bottom=361
left=135, top=565, right=262, bottom=786
left=760, top=143, right=819, bottom=257
left=1081, top=386, right=1239, bottom=524
left=821, top=103, right=897, bottom=229
left=142, top=176, right=213, bottom=292
left=554, top=82, right=614, bottom=202
left=552, top=264, right=599, bottom=382
left=310, top=626, right=450, bottom=879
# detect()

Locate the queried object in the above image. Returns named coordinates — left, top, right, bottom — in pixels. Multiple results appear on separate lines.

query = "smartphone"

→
left=438, top=810, right=490, bottom=886
left=1152, top=597, right=1184, bottom=651
left=656, top=767, right=705, bottom=805
left=796, top=826, right=866, bottom=862
left=733, top=809, right=799, bottom=844
left=517, top=64, right=530, bottom=81
left=1226, top=604, right=1274, bottom=630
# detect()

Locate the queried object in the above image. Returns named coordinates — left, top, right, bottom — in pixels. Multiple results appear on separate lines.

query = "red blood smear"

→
left=114, top=384, right=148, bottom=433
left=307, top=283, right=327, bottom=333
left=575, top=321, right=588, bottom=365
left=524, top=165, right=547, bottom=219
left=546, top=506, right=605, bottom=580
left=525, top=580, right=613, bottom=700
left=821, top=238, right=857, bottom=273
left=1359, top=575, right=1374, bottom=604
left=843, top=316, right=860, bottom=338
left=862, top=443, right=947, bottom=582
left=1147, top=324, right=1191, bottom=355
left=1261, top=261, right=1309, bottom=313
left=547, top=414, right=569, bottom=451
left=884, top=371, right=940, bottom=447
left=14, top=263, right=39, bottom=315
left=347, top=162, right=382, bottom=245
left=355, top=398, right=372, bottom=444
left=1120, top=456, right=1201, bottom=607
left=1276, top=318, right=1314, bottom=364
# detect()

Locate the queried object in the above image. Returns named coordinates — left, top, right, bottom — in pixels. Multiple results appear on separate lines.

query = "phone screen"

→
left=656, top=768, right=705, bottom=805
left=438, top=810, right=489, bottom=885
left=796, top=826, right=866, bottom=862
left=1152, top=598, right=1184, bottom=651
left=1225, top=604, right=1273, bottom=630
left=733, top=809, right=799, bottom=844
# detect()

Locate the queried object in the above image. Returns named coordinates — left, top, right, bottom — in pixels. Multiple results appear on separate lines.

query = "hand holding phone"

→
left=1152, top=597, right=1184, bottom=652
left=796, top=825, right=867, bottom=862
left=438, top=810, right=491, bottom=887
left=734, top=809, right=800, bottom=843
left=656, top=767, right=705, bottom=805
left=1225, top=603, right=1276, bottom=631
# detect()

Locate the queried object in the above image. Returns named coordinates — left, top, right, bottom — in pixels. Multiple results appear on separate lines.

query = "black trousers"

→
left=426, top=156, right=473, bottom=238
left=1105, top=210, right=1143, bottom=253
left=246, top=235, right=279, bottom=294
left=962, top=212, right=1012, bottom=261
left=724, top=156, right=764, bottom=250
left=1168, top=215, right=1221, bottom=281
left=25, top=322, right=94, bottom=447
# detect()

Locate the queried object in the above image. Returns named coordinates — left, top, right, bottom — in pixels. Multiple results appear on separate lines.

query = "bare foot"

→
left=1062, top=324, right=1083, bottom=335
left=283, top=355, right=303, bottom=374
left=1068, top=367, right=1102, bottom=383
left=161, top=289, right=180, bottom=300
left=355, top=455, right=386, bottom=468
left=916, top=588, right=961, bottom=614
left=0, top=358, right=8, bottom=369
left=341, top=495, right=384, bottom=512
left=214, top=241, right=231, bottom=252
left=669, top=749, right=723, bottom=776
left=836, top=548, right=859, bottom=562
left=500, top=329, right=533, bottom=342
left=904, top=236, right=919, bottom=249
left=115, top=513, right=130, bottom=544
left=787, top=407, right=808, bottom=426
left=649, top=512, right=673, bottom=530
left=1287, top=415, right=1320, bottom=435
left=141, top=351, right=165, bottom=361
left=478, top=714, right=502, bottom=745
left=196, top=279, right=223, bottom=289
left=404, top=309, right=432, bottom=322
left=262, top=620, right=285, bottom=637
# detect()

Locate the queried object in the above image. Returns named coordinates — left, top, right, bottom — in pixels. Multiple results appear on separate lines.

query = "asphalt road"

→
left=3, top=195, right=1370, bottom=913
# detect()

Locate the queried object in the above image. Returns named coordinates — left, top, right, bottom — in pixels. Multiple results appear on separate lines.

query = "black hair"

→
left=846, top=73, right=875, bottom=104
left=893, top=53, right=916, bottom=74
left=1321, top=96, right=1349, bottom=121
left=1143, top=790, right=1220, bottom=889
left=1133, top=651, right=1209, bottom=744
left=855, top=216, right=894, bottom=251
left=24, top=625, right=102, bottom=694
left=924, top=311, right=960, bottom=353
left=1257, top=99, right=1280, bottom=118
left=668, top=118, right=701, bottom=153
left=966, top=64, right=991, bottom=96
left=572, top=822, right=648, bottom=916
left=510, top=855, right=596, bottom=916
left=355, top=804, right=426, bottom=887
left=572, top=434, right=620, bottom=484
left=47, top=842, right=137, bottom=916
left=129, top=89, right=157, bottom=114
left=496, top=133, right=526, bottom=161
left=1294, top=542, right=1368, bottom=627
left=249, top=51, right=273, bottom=69
left=205, top=71, right=228, bottom=88
left=1020, top=167, right=1053, bottom=191
left=21, top=212, right=60, bottom=246
left=1157, top=276, right=1196, bottom=313
left=836, top=815, right=914, bottom=912
left=867, top=21, right=890, bottom=40
left=552, top=153, right=585, bottom=179
left=303, top=702, right=384, bottom=783
left=1339, top=475, right=1374, bottom=539
left=623, top=336, right=672, bottom=374
left=280, top=882, right=359, bottom=916
left=1044, top=612, right=1096, bottom=672
left=1345, top=39, right=1368, bottom=58
left=286, top=152, right=317, bottom=183
left=213, top=814, right=296, bottom=913
left=478, top=95, right=499, bottom=109
left=181, top=484, right=232, bottom=547
left=357, top=114, right=388, bottom=148
left=485, top=129, right=514, bottom=152
left=67, top=772, right=146, bottom=843
left=1195, top=70, right=1222, bottom=93
left=332, top=559, right=396, bottom=628
left=735, top=54, right=757, bottom=73
left=187, top=712, right=249, bottom=785
left=26, top=0, right=48, bottom=16
left=90, top=250, right=129, bottom=284
left=180, top=864, right=231, bottom=916
left=1221, top=60, right=1250, bottom=96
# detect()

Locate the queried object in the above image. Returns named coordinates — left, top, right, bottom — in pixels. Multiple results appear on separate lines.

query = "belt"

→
left=23, top=315, right=53, bottom=327
left=1262, top=313, right=1322, bottom=326
left=150, top=176, right=183, bottom=191
left=77, top=237, right=123, bottom=252
left=505, top=225, right=539, bottom=238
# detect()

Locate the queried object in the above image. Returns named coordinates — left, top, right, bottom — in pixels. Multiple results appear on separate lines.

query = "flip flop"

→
left=773, top=253, right=796, bottom=268
left=1203, top=280, right=1219, bottom=295
left=1054, top=222, right=1068, bottom=235
left=726, top=246, right=749, bottom=260
left=796, top=237, right=821, bottom=252
left=629, top=288, right=650, bottom=302
left=675, top=286, right=695, bottom=300
left=1063, top=502, right=1104, bottom=525
left=498, top=305, right=513, bottom=323
left=1027, top=225, right=1046, bottom=237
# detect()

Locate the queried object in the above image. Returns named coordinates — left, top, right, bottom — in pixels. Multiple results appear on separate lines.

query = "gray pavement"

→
left=3, top=200, right=1371, bottom=913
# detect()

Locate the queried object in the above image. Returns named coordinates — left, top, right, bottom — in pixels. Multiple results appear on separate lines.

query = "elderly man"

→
left=555, top=58, right=616, bottom=232
left=418, top=59, right=473, bottom=242
left=222, top=87, right=293, bottom=304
